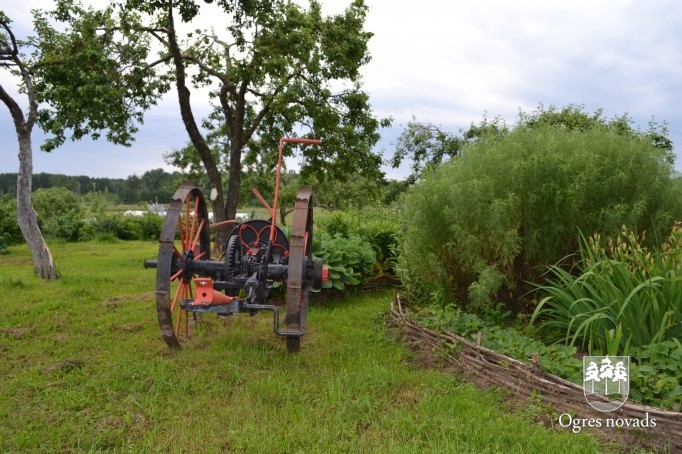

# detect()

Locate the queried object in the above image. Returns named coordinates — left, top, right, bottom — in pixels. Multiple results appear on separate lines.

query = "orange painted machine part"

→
left=192, top=277, right=234, bottom=306
left=270, top=138, right=322, bottom=243
left=322, top=265, right=330, bottom=283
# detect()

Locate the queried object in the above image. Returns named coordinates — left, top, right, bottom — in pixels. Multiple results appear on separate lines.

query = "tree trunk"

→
left=224, top=140, right=242, bottom=222
left=16, top=129, right=58, bottom=279
left=165, top=6, right=230, bottom=245
left=1, top=70, right=58, bottom=280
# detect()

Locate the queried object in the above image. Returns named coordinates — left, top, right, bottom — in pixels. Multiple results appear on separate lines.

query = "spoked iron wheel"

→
left=154, top=183, right=211, bottom=348
left=284, top=187, right=315, bottom=353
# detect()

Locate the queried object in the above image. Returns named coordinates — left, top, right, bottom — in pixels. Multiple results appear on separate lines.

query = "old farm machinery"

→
left=144, top=138, right=327, bottom=353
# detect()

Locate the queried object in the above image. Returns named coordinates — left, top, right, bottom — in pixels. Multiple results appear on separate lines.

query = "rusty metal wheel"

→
left=284, top=187, right=314, bottom=353
left=155, top=183, right=211, bottom=348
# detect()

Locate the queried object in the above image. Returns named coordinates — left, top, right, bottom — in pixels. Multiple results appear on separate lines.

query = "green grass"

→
left=0, top=242, right=610, bottom=453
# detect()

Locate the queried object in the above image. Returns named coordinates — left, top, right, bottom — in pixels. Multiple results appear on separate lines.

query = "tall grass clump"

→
left=396, top=123, right=682, bottom=312
left=531, top=225, right=682, bottom=356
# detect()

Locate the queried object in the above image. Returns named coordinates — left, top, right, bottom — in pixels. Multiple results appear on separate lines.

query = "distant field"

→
left=99, top=204, right=275, bottom=220
left=94, top=204, right=326, bottom=228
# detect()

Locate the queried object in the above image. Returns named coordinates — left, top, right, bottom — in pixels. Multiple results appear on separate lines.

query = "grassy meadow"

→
left=0, top=241, right=613, bottom=453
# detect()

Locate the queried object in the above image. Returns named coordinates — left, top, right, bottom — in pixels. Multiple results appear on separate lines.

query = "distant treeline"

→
left=0, top=169, right=183, bottom=204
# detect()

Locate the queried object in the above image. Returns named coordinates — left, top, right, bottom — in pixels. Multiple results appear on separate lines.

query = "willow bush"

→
left=396, top=123, right=682, bottom=312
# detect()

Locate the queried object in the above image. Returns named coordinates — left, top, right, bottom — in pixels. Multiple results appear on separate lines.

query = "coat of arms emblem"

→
left=583, top=356, right=629, bottom=412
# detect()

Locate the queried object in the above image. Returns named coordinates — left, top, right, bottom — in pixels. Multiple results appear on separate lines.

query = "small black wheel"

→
left=222, top=234, right=242, bottom=296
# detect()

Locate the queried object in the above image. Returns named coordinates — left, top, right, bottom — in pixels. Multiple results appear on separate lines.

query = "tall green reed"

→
left=531, top=224, right=682, bottom=355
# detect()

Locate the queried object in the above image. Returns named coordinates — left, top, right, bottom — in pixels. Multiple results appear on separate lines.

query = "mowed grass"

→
left=0, top=241, right=610, bottom=453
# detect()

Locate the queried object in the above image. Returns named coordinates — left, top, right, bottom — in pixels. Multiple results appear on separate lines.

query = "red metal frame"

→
left=270, top=138, right=322, bottom=243
left=249, top=138, right=321, bottom=240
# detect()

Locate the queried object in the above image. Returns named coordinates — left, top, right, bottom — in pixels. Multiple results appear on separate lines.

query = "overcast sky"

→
left=1, top=0, right=681, bottom=180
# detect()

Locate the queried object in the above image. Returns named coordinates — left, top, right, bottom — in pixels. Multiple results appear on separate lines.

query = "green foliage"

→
left=119, top=0, right=389, bottom=225
left=44, top=209, right=86, bottom=242
left=630, top=339, right=682, bottom=410
left=397, top=108, right=680, bottom=313
left=312, top=205, right=402, bottom=290
left=90, top=214, right=140, bottom=241
left=531, top=226, right=682, bottom=356
left=81, top=190, right=111, bottom=218
left=32, top=187, right=86, bottom=241
left=32, top=187, right=81, bottom=221
left=517, top=104, right=674, bottom=162
left=313, top=232, right=374, bottom=290
left=391, top=114, right=506, bottom=183
left=413, top=305, right=583, bottom=384
left=304, top=172, right=389, bottom=211
left=317, top=206, right=400, bottom=278
left=0, top=171, right=181, bottom=205
left=31, top=2, right=166, bottom=151
left=81, top=208, right=164, bottom=242
left=391, top=104, right=673, bottom=186
left=0, top=195, right=23, bottom=253
left=413, top=304, right=680, bottom=410
left=135, top=212, right=164, bottom=241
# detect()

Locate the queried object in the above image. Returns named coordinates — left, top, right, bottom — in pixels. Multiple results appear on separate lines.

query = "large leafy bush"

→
left=32, top=187, right=86, bottom=241
left=313, top=232, right=375, bottom=290
left=397, top=122, right=681, bottom=312
left=32, top=187, right=81, bottom=221
left=316, top=207, right=400, bottom=278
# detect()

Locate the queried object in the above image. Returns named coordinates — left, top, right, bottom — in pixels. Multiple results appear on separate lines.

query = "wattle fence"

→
left=389, top=295, right=681, bottom=452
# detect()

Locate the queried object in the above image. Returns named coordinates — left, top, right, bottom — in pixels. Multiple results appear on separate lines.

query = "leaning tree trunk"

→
left=166, top=6, right=230, bottom=246
left=16, top=130, right=58, bottom=280
left=0, top=25, right=57, bottom=280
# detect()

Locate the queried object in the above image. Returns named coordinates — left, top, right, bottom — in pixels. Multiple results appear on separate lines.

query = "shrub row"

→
left=1, top=191, right=397, bottom=293
left=40, top=212, right=164, bottom=242
left=0, top=201, right=164, bottom=245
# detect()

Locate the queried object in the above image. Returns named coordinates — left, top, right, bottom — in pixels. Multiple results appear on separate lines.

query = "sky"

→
left=1, top=0, right=681, bottom=180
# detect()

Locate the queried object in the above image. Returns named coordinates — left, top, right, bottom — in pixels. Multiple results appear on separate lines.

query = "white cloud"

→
left=1, top=0, right=681, bottom=179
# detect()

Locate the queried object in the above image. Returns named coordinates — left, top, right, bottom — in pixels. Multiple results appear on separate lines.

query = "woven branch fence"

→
left=389, top=296, right=681, bottom=452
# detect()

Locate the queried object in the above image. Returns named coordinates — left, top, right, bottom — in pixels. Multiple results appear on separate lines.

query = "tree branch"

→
left=0, top=21, right=38, bottom=130
left=147, top=54, right=173, bottom=68
left=0, top=18, right=19, bottom=56
left=180, top=53, right=233, bottom=89
left=0, top=82, right=27, bottom=133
